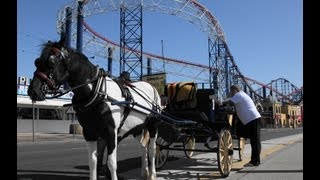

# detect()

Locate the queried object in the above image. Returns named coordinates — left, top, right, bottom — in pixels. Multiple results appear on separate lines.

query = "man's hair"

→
left=230, top=84, right=241, bottom=92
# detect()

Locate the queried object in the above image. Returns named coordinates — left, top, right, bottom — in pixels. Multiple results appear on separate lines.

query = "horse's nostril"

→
left=27, top=89, right=37, bottom=100
left=27, top=89, right=32, bottom=96
left=27, top=89, right=34, bottom=97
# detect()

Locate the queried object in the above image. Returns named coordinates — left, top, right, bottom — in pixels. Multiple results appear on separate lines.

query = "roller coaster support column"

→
left=209, top=37, right=231, bottom=100
left=263, top=86, right=267, bottom=99
left=108, top=47, right=113, bottom=75
left=120, top=2, right=143, bottom=81
left=225, top=55, right=230, bottom=95
left=61, top=6, right=72, bottom=90
left=60, top=7, right=72, bottom=48
left=76, top=0, right=84, bottom=52
left=208, top=38, right=218, bottom=95
left=147, top=57, right=152, bottom=75
left=65, top=7, right=72, bottom=48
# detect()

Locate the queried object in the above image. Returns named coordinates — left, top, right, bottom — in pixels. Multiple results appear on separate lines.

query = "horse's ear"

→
left=34, top=58, right=40, bottom=67
left=57, top=36, right=66, bottom=48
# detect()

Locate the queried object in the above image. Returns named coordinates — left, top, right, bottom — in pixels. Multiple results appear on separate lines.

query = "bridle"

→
left=34, top=70, right=56, bottom=90
left=34, top=46, right=102, bottom=99
left=33, top=47, right=71, bottom=98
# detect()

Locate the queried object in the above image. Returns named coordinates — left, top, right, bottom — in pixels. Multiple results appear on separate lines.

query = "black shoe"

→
left=247, top=161, right=260, bottom=166
left=244, top=161, right=260, bottom=167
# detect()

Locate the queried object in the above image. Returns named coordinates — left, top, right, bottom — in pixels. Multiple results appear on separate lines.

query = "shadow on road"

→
left=18, top=155, right=227, bottom=180
left=17, top=169, right=88, bottom=180
left=18, top=156, right=144, bottom=180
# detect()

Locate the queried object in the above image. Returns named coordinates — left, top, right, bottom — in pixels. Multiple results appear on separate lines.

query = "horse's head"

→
left=28, top=38, right=70, bottom=101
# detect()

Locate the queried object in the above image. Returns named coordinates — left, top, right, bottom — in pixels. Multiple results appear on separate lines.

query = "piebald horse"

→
left=27, top=37, right=161, bottom=180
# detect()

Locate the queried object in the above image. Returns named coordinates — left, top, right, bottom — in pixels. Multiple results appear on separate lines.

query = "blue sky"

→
left=17, top=0, right=303, bottom=88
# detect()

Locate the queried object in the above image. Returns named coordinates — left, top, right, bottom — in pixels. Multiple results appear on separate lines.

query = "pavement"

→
left=122, top=133, right=303, bottom=180
left=17, top=131, right=303, bottom=180
left=224, top=133, right=303, bottom=180
left=17, top=132, right=84, bottom=143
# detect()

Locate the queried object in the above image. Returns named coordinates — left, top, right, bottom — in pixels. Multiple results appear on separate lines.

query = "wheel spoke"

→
left=155, top=137, right=169, bottom=169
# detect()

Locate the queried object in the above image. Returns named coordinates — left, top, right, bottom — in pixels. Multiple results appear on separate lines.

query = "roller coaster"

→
left=55, top=0, right=302, bottom=104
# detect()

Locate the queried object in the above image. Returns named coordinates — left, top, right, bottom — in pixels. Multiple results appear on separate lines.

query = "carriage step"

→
left=204, top=143, right=218, bottom=152
left=173, top=145, right=183, bottom=148
left=229, top=149, right=234, bottom=155
left=204, top=143, right=234, bottom=155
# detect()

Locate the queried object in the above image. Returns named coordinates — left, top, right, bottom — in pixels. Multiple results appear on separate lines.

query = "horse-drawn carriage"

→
left=152, top=82, right=245, bottom=177
left=27, top=38, right=245, bottom=180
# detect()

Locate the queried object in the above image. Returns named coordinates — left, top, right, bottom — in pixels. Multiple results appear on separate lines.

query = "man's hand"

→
left=216, top=100, right=222, bottom=106
left=223, top=100, right=234, bottom=106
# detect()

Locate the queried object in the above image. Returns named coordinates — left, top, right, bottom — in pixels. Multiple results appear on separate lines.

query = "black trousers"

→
left=236, top=118, right=261, bottom=163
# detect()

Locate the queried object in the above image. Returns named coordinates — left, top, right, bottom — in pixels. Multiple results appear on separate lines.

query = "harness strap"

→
left=115, top=85, right=161, bottom=141
left=113, top=78, right=134, bottom=133
left=48, top=66, right=101, bottom=99
left=83, top=72, right=104, bottom=107
left=72, top=68, right=107, bottom=111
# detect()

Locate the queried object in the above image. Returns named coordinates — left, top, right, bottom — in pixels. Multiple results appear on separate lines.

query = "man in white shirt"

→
left=223, top=84, right=262, bottom=166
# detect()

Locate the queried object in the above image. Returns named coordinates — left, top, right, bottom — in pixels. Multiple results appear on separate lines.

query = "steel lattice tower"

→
left=119, top=3, right=143, bottom=81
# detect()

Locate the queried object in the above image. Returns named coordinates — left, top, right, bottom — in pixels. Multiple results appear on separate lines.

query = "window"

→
left=39, top=109, right=64, bottom=120
left=17, top=107, right=64, bottom=120
left=17, top=107, right=33, bottom=119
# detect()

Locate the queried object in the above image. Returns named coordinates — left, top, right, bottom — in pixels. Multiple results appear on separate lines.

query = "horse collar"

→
left=72, top=68, right=107, bottom=111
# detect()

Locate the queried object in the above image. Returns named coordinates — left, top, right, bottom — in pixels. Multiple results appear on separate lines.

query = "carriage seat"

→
left=166, top=82, right=197, bottom=110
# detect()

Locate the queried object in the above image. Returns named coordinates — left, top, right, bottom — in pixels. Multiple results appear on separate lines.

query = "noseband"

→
left=35, top=70, right=55, bottom=90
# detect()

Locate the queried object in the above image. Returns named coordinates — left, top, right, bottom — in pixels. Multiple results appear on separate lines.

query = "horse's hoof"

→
left=148, top=175, right=157, bottom=180
left=117, top=175, right=125, bottom=180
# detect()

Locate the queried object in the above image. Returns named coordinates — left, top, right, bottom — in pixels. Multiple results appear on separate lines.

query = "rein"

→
left=128, top=85, right=162, bottom=112
left=46, top=67, right=101, bottom=99
left=46, top=75, right=100, bottom=99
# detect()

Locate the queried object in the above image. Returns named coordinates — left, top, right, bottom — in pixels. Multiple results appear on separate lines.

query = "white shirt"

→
left=230, top=91, right=261, bottom=125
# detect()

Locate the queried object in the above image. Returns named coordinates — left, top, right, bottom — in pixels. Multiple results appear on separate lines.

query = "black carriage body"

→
left=160, top=87, right=237, bottom=141
left=155, top=86, right=244, bottom=177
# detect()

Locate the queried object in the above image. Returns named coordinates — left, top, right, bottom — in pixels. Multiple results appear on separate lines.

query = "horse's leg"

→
left=97, top=137, right=107, bottom=176
left=148, top=132, right=158, bottom=180
left=86, top=140, right=98, bottom=180
left=139, top=130, right=150, bottom=179
left=144, top=116, right=159, bottom=180
left=106, top=128, right=118, bottom=180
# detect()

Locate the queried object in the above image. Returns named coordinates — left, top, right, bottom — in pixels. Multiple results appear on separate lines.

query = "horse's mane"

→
left=40, top=40, right=97, bottom=80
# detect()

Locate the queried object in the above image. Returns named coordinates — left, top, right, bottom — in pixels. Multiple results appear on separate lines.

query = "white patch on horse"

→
left=140, top=128, right=150, bottom=147
left=148, top=135, right=158, bottom=180
left=107, top=128, right=118, bottom=180
left=86, top=141, right=97, bottom=180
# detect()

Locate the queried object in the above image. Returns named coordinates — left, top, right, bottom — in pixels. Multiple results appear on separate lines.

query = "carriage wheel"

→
left=155, top=137, right=170, bottom=169
left=217, top=128, right=233, bottom=177
left=183, top=136, right=196, bottom=158
left=238, top=137, right=245, bottom=161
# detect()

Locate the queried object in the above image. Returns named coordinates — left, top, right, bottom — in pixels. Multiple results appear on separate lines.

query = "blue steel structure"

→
left=119, top=3, right=143, bottom=81
left=56, top=0, right=302, bottom=104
